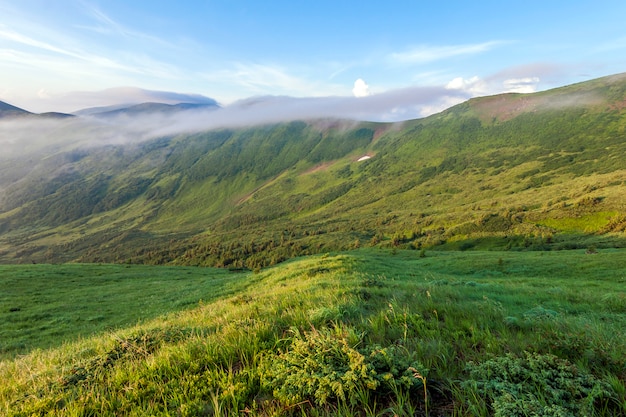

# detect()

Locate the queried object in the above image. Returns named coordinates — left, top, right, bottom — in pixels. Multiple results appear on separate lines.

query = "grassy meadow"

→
left=0, top=264, right=249, bottom=359
left=1, top=249, right=625, bottom=416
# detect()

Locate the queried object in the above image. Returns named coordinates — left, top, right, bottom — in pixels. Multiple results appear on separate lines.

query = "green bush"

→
left=260, top=325, right=430, bottom=409
left=261, top=327, right=378, bottom=406
left=366, top=344, right=427, bottom=393
left=463, top=352, right=616, bottom=416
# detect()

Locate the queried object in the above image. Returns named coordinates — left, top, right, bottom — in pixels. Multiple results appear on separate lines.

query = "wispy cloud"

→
left=0, top=32, right=169, bottom=81
left=0, top=25, right=82, bottom=59
left=1, top=60, right=597, bottom=161
left=77, top=4, right=176, bottom=49
left=445, top=75, right=540, bottom=96
left=0, top=18, right=185, bottom=105
left=0, top=3, right=190, bottom=106
left=202, top=63, right=346, bottom=99
left=389, top=41, right=505, bottom=64
left=596, top=36, right=626, bottom=52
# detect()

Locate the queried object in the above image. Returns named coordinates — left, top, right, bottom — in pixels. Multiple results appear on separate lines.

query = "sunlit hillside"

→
left=1, top=74, right=625, bottom=266
left=1, top=250, right=625, bottom=415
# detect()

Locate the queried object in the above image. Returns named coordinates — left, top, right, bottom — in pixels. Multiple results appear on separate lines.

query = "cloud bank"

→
left=0, top=65, right=569, bottom=159
left=0, top=84, right=470, bottom=159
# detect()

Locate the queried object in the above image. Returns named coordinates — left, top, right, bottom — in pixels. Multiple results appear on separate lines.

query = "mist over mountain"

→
left=97, top=102, right=219, bottom=118
left=76, top=102, right=220, bottom=118
left=1, top=73, right=626, bottom=265
left=0, top=84, right=464, bottom=160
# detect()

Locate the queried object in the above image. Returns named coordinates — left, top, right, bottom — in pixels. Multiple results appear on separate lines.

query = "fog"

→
left=1, top=71, right=603, bottom=160
left=0, top=85, right=472, bottom=159
left=4, top=63, right=584, bottom=159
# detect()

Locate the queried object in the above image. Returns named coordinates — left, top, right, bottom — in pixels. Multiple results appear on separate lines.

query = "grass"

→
left=0, top=264, right=249, bottom=359
left=1, top=249, right=625, bottom=416
left=537, top=211, right=618, bottom=233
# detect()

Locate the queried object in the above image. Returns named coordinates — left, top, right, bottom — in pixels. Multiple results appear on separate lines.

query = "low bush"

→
left=260, top=325, right=428, bottom=409
left=463, top=352, right=616, bottom=416
left=260, top=326, right=377, bottom=406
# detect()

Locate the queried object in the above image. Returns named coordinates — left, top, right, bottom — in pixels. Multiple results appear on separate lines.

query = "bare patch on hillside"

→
left=304, top=162, right=334, bottom=174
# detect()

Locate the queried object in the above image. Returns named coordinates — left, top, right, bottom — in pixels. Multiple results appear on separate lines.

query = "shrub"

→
left=366, top=345, right=427, bottom=393
left=523, top=306, right=558, bottom=322
left=463, top=352, right=615, bottom=416
left=260, top=326, right=429, bottom=409
left=260, top=327, right=378, bottom=406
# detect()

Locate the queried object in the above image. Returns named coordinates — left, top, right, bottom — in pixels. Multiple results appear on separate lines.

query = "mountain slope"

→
left=0, top=100, right=74, bottom=119
left=1, top=74, right=626, bottom=265
left=0, top=100, right=32, bottom=118
left=84, top=101, right=220, bottom=118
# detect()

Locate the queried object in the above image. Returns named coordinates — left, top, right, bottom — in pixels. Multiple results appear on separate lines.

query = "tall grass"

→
left=0, top=264, right=249, bottom=359
left=1, top=250, right=625, bottom=415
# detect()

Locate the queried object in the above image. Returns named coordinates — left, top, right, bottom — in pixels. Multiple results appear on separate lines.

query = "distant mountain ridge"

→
left=0, top=100, right=32, bottom=118
left=81, top=101, right=220, bottom=118
left=0, top=100, right=74, bottom=119
left=0, top=97, right=219, bottom=121
left=2, top=86, right=220, bottom=118
left=1, top=73, right=626, bottom=265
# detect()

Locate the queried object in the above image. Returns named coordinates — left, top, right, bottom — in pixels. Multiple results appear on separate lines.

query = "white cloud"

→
left=37, top=89, right=50, bottom=99
left=446, top=76, right=486, bottom=95
left=177, top=85, right=469, bottom=126
left=352, top=78, right=370, bottom=97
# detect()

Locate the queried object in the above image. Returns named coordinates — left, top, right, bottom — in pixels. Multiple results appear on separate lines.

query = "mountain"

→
left=83, top=101, right=219, bottom=118
left=1, top=73, right=626, bottom=265
left=38, top=112, right=76, bottom=119
left=0, top=100, right=32, bottom=118
left=73, top=103, right=140, bottom=116
left=0, top=100, right=74, bottom=119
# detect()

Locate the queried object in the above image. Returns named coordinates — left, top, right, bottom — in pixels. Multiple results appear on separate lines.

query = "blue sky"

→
left=2, top=0, right=626, bottom=117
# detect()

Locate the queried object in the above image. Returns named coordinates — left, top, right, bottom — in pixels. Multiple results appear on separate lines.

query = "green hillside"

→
left=1, top=250, right=625, bottom=415
left=2, top=74, right=626, bottom=414
left=1, top=74, right=626, bottom=266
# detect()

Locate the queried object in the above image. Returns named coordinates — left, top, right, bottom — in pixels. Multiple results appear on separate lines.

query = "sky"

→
left=2, top=0, right=626, bottom=120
